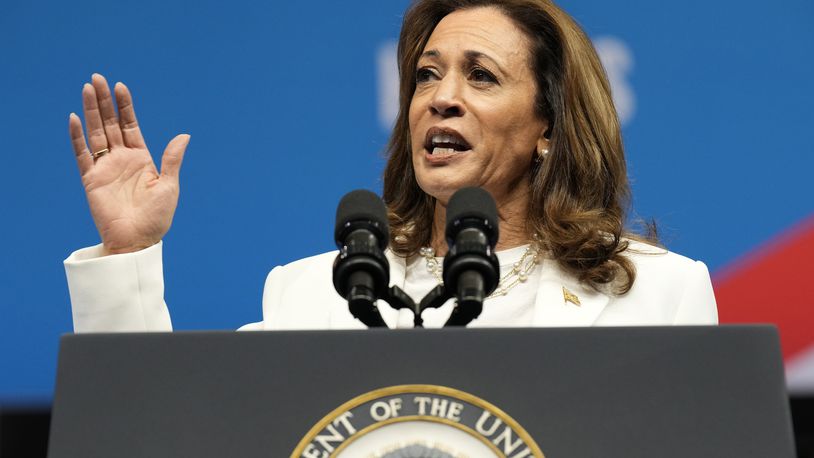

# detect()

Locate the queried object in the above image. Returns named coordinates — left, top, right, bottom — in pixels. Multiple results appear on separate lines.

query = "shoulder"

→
left=608, top=239, right=718, bottom=324
left=622, top=238, right=712, bottom=297
left=267, top=250, right=339, bottom=279
left=623, top=239, right=703, bottom=274
left=263, top=250, right=339, bottom=299
left=260, top=250, right=343, bottom=330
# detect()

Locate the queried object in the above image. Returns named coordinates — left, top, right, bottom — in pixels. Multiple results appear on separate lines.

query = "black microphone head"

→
left=334, top=190, right=390, bottom=250
left=445, top=187, right=499, bottom=247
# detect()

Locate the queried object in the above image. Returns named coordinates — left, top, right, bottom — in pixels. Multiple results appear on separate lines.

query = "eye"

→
left=470, top=68, right=497, bottom=84
left=416, top=67, right=437, bottom=84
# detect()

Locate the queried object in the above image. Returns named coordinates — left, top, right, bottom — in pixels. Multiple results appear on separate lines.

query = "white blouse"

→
left=400, top=245, right=539, bottom=328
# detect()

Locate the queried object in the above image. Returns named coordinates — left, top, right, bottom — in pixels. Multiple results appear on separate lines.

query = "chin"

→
left=416, top=176, right=476, bottom=206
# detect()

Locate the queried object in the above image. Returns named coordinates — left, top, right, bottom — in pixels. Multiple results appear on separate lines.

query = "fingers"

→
left=82, top=83, right=109, bottom=155
left=90, top=73, right=124, bottom=147
left=68, top=113, right=93, bottom=176
left=114, top=82, right=147, bottom=148
left=160, top=134, right=191, bottom=179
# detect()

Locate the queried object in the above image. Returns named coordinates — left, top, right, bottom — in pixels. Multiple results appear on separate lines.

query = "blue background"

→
left=1, top=0, right=812, bottom=401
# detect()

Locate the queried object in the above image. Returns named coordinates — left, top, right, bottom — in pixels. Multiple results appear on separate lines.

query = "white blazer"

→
left=64, top=240, right=718, bottom=333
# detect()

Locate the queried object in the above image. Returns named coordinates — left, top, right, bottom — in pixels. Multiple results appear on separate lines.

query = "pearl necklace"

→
left=418, top=243, right=541, bottom=298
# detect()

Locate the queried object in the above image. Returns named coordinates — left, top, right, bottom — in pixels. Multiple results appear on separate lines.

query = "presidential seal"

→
left=292, top=385, right=544, bottom=458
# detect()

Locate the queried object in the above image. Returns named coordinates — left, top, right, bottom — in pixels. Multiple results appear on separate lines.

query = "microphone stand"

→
left=417, top=285, right=452, bottom=327
left=354, top=278, right=485, bottom=328
left=380, top=286, right=422, bottom=327
left=378, top=282, right=479, bottom=328
left=416, top=283, right=483, bottom=328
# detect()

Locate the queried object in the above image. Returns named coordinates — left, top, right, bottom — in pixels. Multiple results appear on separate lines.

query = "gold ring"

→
left=92, top=148, right=109, bottom=160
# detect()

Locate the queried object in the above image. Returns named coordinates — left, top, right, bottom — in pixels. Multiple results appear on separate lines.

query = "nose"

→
left=430, top=74, right=465, bottom=117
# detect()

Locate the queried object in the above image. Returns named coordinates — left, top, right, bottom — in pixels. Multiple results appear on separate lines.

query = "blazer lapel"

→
left=532, top=260, right=610, bottom=327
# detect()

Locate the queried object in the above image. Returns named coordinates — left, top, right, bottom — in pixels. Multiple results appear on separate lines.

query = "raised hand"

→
left=69, top=74, right=190, bottom=255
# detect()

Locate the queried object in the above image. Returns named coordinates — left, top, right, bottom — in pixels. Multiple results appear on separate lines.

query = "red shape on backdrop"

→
left=713, top=215, right=814, bottom=360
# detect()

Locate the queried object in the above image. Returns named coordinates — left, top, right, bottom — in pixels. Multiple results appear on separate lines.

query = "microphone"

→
left=442, top=187, right=500, bottom=326
left=332, top=190, right=391, bottom=327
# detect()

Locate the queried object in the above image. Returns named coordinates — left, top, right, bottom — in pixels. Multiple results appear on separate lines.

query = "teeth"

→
left=431, top=147, right=456, bottom=155
left=431, top=134, right=464, bottom=147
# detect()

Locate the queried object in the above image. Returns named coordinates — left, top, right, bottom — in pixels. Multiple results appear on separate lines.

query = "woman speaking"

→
left=64, top=0, right=717, bottom=331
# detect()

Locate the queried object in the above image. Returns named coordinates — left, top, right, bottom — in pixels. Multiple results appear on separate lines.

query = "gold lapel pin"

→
left=562, top=287, right=581, bottom=306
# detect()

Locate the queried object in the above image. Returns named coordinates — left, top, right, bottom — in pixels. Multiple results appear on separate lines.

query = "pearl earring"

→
left=538, top=148, right=550, bottom=158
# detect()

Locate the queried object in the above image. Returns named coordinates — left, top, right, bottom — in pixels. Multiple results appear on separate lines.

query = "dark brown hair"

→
left=382, top=0, right=645, bottom=294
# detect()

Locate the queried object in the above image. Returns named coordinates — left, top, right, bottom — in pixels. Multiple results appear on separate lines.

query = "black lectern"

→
left=48, top=326, right=795, bottom=457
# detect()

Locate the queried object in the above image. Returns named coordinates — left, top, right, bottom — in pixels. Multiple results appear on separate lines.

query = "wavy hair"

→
left=382, top=0, right=648, bottom=294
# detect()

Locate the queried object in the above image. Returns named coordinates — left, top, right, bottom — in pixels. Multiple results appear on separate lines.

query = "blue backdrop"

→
left=1, top=0, right=812, bottom=401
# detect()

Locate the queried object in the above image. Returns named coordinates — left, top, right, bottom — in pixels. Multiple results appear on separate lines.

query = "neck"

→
left=429, top=184, right=531, bottom=256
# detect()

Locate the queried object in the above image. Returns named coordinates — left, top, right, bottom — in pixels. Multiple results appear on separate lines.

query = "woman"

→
left=64, top=0, right=717, bottom=332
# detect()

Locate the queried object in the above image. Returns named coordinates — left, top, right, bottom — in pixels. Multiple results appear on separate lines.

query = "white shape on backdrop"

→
left=593, top=36, right=636, bottom=126
left=785, top=344, right=814, bottom=394
left=377, top=40, right=400, bottom=130
left=377, top=36, right=636, bottom=130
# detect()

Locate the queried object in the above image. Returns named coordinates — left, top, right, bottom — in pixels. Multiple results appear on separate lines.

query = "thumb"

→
left=160, top=134, right=190, bottom=178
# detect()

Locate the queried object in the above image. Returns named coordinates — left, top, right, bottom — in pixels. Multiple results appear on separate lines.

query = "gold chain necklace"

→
left=418, top=243, right=541, bottom=299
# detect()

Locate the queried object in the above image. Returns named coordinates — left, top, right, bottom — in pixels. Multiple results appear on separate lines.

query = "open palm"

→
left=69, top=74, right=189, bottom=255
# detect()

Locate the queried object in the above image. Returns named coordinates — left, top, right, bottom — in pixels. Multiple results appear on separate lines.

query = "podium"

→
left=48, top=326, right=795, bottom=457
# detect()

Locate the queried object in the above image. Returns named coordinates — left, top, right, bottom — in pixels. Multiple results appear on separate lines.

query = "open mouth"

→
left=424, top=127, right=472, bottom=156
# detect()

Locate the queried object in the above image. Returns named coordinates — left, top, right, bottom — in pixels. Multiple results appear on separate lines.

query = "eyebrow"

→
left=419, top=49, right=506, bottom=75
